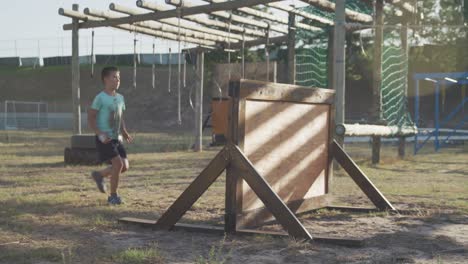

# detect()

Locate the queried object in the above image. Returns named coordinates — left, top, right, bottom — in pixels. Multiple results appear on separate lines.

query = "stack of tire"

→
left=64, top=134, right=101, bottom=165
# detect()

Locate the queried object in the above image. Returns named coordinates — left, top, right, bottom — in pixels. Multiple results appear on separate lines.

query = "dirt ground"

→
left=0, top=131, right=466, bottom=263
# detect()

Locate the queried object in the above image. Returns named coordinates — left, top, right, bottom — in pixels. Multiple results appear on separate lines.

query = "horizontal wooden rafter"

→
left=110, top=3, right=252, bottom=42
left=59, top=8, right=216, bottom=47
left=301, top=0, right=373, bottom=23
left=205, top=0, right=322, bottom=31
left=85, top=8, right=235, bottom=44
left=62, top=0, right=284, bottom=30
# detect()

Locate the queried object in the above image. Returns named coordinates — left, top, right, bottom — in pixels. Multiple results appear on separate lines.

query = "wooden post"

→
left=71, top=4, right=81, bottom=134
left=398, top=23, right=409, bottom=158
left=371, top=136, right=381, bottom=164
left=333, top=0, right=346, bottom=146
left=287, top=11, right=296, bottom=85
left=194, top=50, right=204, bottom=152
left=225, top=82, right=239, bottom=233
left=371, top=0, right=384, bottom=164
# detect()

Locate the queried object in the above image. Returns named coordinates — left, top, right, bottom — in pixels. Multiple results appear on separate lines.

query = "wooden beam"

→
left=60, top=8, right=216, bottom=47
left=371, top=136, right=381, bottom=164
left=225, top=90, right=240, bottom=233
left=371, top=0, right=384, bottom=164
left=236, top=229, right=364, bottom=247
left=331, top=140, right=396, bottom=211
left=267, top=2, right=334, bottom=26
left=71, top=4, right=81, bottom=135
left=119, top=217, right=365, bottom=247
left=110, top=3, right=244, bottom=43
left=63, top=0, right=283, bottom=30
left=155, top=147, right=229, bottom=230
left=228, top=35, right=287, bottom=50
left=229, top=79, right=335, bottom=104
left=137, top=0, right=264, bottom=38
left=86, top=8, right=231, bottom=44
left=386, top=0, right=417, bottom=14
left=174, top=0, right=288, bottom=34
left=399, top=24, right=409, bottom=158
left=333, top=0, right=346, bottom=146
left=335, top=123, right=417, bottom=137
left=229, top=144, right=313, bottom=240
left=301, top=0, right=373, bottom=23
left=206, top=0, right=321, bottom=31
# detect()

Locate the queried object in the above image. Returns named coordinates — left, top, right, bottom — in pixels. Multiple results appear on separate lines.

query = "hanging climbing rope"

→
left=133, top=29, right=137, bottom=89
left=91, top=30, right=95, bottom=78
left=227, top=13, right=232, bottom=83
left=177, top=8, right=182, bottom=125
left=168, top=46, right=172, bottom=93
left=152, top=39, right=156, bottom=89
left=265, top=23, right=270, bottom=82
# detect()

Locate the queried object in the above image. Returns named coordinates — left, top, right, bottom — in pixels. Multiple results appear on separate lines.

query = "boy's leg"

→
left=109, top=155, right=124, bottom=195
left=121, top=158, right=130, bottom=173
left=98, top=166, right=112, bottom=177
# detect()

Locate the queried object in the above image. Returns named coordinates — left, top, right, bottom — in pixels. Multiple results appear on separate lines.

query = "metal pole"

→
left=333, top=0, right=346, bottom=146
left=195, top=50, right=204, bottom=152
left=71, top=4, right=81, bottom=134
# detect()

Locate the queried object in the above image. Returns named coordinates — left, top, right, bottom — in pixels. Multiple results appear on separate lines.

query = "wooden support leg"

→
left=332, top=140, right=395, bottom=211
left=398, top=137, right=405, bottom=158
left=371, top=136, right=381, bottom=164
left=156, top=147, right=229, bottom=230
left=229, top=144, right=313, bottom=241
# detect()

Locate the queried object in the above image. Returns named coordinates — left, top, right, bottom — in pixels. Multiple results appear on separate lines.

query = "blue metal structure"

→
left=413, top=72, right=468, bottom=154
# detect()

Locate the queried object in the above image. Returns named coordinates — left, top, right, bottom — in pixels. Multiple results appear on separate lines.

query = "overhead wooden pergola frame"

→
left=58, top=0, right=417, bottom=152
left=59, top=0, right=419, bottom=245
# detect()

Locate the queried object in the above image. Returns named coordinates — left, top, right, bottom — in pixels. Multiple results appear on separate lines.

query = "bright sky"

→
left=0, top=0, right=302, bottom=57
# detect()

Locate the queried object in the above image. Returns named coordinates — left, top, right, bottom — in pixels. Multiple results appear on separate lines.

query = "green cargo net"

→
left=293, top=0, right=371, bottom=88
left=295, top=30, right=329, bottom=88
left=381, top=30, right=414, bottom=127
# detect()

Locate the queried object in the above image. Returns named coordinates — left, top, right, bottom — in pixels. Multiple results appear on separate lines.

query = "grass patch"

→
left=0, top=131, right=466, bottom=262
left=113, top=246, right=165, bottom=264
left=0, top=246, right=62, bottom=264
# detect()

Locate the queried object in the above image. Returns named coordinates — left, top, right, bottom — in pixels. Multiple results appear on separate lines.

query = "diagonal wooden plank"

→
left=331, top=140, right=396, bottom=211
left=156, top=147, right=229, bottom=230
left=229, top=144, right=313, bottom=240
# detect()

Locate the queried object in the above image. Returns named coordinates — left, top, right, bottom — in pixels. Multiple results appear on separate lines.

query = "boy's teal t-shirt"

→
left=90, top=91, right=126, bottom=139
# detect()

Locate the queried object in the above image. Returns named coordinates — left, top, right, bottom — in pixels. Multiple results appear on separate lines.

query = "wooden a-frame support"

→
left=120, top=140, right=396, bottom=246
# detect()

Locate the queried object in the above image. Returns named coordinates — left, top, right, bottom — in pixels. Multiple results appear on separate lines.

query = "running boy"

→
left=88, top=66, right=133, bottom=205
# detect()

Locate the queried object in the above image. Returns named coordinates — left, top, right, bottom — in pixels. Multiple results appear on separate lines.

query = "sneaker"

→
left=108, top=195, right=123, bottom=205
left=91, top=171, right=106, bottom=193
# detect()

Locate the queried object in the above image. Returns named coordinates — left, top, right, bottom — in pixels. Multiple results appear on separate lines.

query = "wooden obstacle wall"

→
left=229, top=80, right=335, bottom=227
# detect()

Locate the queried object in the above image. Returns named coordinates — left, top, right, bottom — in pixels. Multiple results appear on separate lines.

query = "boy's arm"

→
left=121, top=117, right=133, bottom=143
left=88, top=108, right=110, bottom=143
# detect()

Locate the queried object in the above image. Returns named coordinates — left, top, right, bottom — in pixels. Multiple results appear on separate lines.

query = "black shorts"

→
left=95, top=136, right=127, bottom=163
